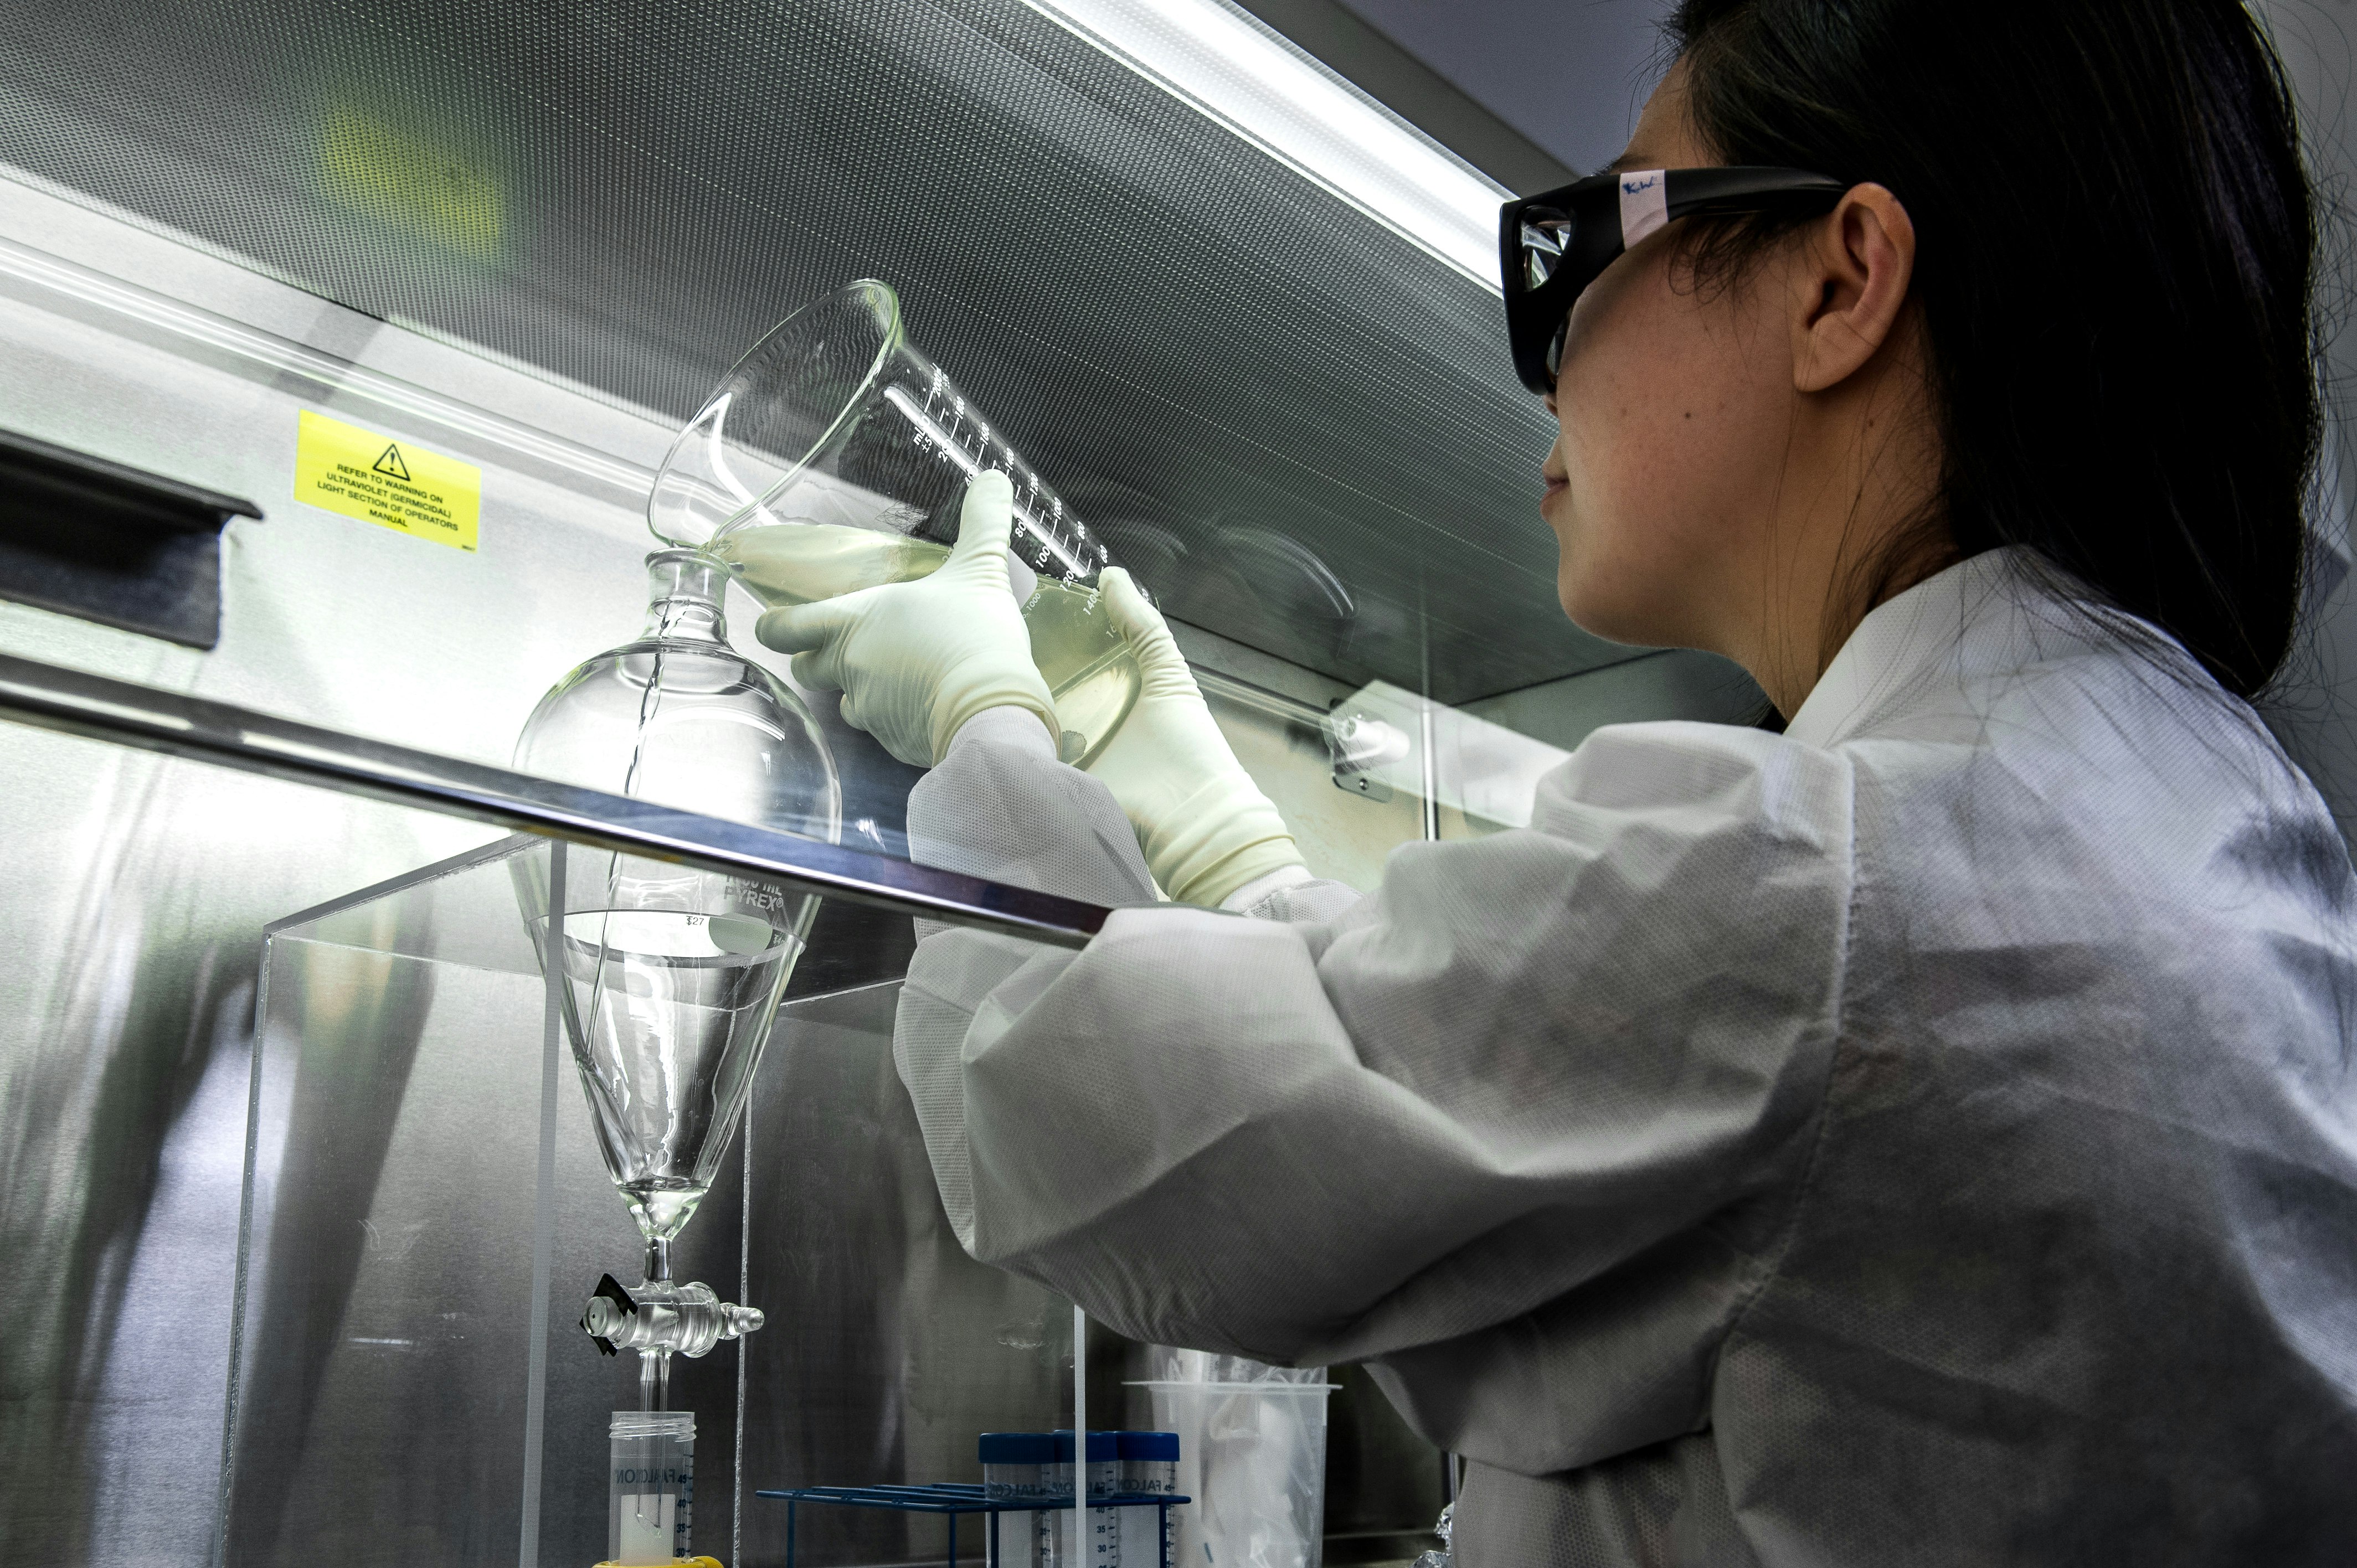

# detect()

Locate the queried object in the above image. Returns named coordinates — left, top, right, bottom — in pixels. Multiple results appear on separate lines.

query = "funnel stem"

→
left=645, top=1235, right=672, bottom=1285
left=637, top=1347, right=676, bottom=1412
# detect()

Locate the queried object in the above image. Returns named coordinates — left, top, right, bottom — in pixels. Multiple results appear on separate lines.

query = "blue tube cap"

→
left=1051, top=1429, right=1120, bottom=1462
left=979, top=1432, right=1059, bottom=1464
left=1116, top=1431, right=1180, bottom=1461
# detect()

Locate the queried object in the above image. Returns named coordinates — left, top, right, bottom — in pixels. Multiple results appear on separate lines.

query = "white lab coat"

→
left=892, top=549, right=2357, bottom=1565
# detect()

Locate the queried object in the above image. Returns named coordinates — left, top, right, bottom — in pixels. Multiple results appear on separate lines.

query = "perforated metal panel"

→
left=0, top=0, right=1621, bottom=702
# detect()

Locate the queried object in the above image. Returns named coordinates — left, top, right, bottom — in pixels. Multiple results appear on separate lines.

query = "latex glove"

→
left=754, top=471, right=1057, bottom=767
left=1088, top=567, right=1305, bottom=906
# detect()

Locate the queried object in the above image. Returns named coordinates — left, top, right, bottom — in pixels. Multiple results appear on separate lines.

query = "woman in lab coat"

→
left=760, top=0, right=2357, bottom=1561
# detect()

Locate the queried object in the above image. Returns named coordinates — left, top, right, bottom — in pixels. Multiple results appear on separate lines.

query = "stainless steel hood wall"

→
left=0, top=0, right=1613, bottom=704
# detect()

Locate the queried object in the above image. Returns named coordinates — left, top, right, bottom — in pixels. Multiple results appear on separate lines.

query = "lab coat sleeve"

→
left=895, top=716, right=1855, bottom=1407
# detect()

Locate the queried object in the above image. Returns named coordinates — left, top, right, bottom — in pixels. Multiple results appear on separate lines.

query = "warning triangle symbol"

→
left=373, top=442, right=412, bottom=482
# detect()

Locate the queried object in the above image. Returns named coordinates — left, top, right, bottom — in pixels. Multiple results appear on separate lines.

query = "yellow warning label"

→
left=294, top=410, right=480, bottom=551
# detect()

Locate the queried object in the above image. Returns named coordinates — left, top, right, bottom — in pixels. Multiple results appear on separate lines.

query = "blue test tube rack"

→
left=755, top=1482, right=1191, bottom=1567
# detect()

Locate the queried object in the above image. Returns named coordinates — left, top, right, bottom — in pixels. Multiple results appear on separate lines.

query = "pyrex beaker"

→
left=646, top=279, right=1139, bottom=766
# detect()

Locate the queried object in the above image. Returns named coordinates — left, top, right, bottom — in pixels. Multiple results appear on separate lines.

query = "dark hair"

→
left=1668, top=0, right=2320, bottom=699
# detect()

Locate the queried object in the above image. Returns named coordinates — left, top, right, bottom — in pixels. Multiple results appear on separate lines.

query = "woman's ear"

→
left=1792, top=183, right=1916, bottom=393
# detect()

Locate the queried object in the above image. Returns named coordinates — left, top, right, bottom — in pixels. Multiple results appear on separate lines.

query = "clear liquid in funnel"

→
left=719, top=520, right=1141, bottom=765
left=621, top=1177, right=707, bottom=1243
left=548, top=906, right=797, bottom=1239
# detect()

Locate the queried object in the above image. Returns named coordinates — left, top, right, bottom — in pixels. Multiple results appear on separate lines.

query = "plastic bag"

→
left=1151, top=1347, right=1330, bottom=1386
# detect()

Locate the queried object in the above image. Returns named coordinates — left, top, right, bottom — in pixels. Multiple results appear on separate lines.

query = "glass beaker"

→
left=513, top=550, right=842, bottom=1241
left=609, top=1409, right=694, bottom=1564
left=647, top=278, right=1140, bottom=766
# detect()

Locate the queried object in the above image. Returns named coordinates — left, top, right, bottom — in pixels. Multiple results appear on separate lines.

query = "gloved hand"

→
left=1089, top=567, right=1305, bottom=907
left=754, top=471, right=1058, bottom=767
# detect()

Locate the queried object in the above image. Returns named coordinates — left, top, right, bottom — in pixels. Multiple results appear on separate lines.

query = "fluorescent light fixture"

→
left=1014, top=0, right=1511, bottom=287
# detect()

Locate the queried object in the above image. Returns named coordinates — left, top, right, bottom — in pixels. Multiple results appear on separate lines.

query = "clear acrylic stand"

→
left=227, top=834, right=753, bottom=1566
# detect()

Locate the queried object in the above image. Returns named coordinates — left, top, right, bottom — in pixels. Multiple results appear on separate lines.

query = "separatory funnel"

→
left=646, top=278, right=1140, bottom=766
left=513, top=548, right=842, bottom=1419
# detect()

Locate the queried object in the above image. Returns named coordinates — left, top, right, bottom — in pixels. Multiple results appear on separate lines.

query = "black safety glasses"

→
left=1501, top=167, right=1848, bottom=396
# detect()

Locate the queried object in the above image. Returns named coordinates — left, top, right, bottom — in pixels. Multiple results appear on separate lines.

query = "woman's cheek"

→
left=1562, top=380, right=1658, bottom=559
left=1553, top=379, right=1718, bottom=637
left=1551, top=423, right=1646, bottom=632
